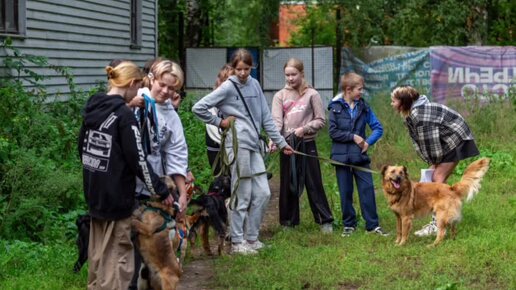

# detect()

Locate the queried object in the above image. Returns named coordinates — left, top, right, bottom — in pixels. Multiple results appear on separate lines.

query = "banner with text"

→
left=340, top=48, right=430, bottom=98
left=431, top=46, right=516, bottom=103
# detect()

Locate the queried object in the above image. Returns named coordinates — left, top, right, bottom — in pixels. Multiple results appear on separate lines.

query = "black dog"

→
left=73, top=213, right=91, bottom=272
left=189, top=175, right=231, bottom=256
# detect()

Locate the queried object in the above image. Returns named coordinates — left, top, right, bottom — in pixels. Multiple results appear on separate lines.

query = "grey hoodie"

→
left=192, top=75, right=287, bottom=151
left=412, top=94, right=430, bottom=108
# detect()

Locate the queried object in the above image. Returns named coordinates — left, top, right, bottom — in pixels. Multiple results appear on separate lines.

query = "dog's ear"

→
left=381, top=165, right=389, bottom=177
left=402, top=166, right=408, bottom=177
left=186, top=212, right=202, bottom=227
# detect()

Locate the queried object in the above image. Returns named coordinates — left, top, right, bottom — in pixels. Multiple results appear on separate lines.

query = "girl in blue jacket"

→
left=328, top=72, right=388, bottom=237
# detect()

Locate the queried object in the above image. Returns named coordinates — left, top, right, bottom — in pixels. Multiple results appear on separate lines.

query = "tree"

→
left=286, top=0, right=515, bottom=48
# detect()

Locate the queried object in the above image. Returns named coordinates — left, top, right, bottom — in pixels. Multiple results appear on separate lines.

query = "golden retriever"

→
left=381, top=158, right=490, bottom=247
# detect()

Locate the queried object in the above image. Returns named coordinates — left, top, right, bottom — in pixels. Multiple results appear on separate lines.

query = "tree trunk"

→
left=186, top=0, right=203, bottom=47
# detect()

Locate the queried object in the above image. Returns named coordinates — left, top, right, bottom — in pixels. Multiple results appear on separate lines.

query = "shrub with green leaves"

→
left=0, top=40, right=87, bottom=242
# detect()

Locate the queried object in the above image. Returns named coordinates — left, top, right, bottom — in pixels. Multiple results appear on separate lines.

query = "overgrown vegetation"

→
left=0, top=40, right=88, bottom=243
left=157, top=0, right=515, bottom=62
left=210, top=90, right=515, bottom=290
left=1, top=42, right=515, bottom=289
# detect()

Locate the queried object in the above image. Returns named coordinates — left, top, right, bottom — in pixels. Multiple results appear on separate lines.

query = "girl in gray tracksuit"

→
left=192, top=49, right=293, bottom=254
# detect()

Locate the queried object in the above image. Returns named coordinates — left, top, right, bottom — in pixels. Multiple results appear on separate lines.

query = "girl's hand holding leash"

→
left=178, top=193, right=188, bottom=213
left=162, top=194, right=174, bottom=207
left=128, top=95, right=144, bottom=108
left=294, top=127, right=305, bottom=138
left=282, top=144, right=294, bottom=155
left=268, top=140, right=278, bottom=153
left=220, top=116, right=236, bottom=129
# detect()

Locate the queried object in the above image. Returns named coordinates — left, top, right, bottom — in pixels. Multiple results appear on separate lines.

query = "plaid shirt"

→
left=405, top=99, right=474, bottom=164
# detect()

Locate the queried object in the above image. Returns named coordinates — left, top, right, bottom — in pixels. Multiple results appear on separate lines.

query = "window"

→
left=130, top=0, right=142, bottom=48
left=0, top=0, right=26, bottom=36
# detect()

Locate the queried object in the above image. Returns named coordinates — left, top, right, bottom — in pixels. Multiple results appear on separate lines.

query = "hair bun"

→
left=105, top=66, right=116, bottom=80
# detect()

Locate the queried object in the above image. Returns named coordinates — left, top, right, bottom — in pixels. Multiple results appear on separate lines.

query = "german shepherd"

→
left=381, top=158, right=490, bottom=247
left=132, top=176, right=198, bottom=290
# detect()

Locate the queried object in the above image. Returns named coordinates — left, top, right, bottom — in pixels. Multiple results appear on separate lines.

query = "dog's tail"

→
left=451, top=158, right=490, bottom=202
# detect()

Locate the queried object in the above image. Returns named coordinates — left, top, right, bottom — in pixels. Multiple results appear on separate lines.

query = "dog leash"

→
left=291, top=149, right=379, bottom=174
left=214, top=120, right=272, bottom=210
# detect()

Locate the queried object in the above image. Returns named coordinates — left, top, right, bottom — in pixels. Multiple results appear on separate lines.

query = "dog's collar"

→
left=143, top=206, right=176, bottom=233
left=207, top=191, right=223, bottom=197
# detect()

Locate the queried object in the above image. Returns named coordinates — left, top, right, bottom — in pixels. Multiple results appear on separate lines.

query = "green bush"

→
left=0, top=40, right=87, bottom=243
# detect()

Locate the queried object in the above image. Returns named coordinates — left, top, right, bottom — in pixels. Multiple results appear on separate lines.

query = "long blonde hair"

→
left=105, top=61, right=143, bottom=90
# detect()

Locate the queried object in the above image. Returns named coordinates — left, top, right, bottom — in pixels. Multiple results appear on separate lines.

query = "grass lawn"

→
left=0, top=94, right=514, bottom=289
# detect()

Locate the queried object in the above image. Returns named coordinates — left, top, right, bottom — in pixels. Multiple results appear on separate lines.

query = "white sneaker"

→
left=321, top=223, right=333, bottom=234
left=414, top=222, right=438, bottom=237
left=231, top=242, right=258, bottom=255
left=245, top=240, right=265, bottom=251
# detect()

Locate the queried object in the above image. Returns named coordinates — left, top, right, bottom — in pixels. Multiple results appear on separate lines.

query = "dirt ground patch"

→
left=178, top=178, right=280, bottom=290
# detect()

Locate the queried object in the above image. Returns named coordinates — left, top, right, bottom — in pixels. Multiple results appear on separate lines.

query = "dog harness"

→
left=143, top=205, right=188, bottom=264
left=143, top=206, right=176, bottom=233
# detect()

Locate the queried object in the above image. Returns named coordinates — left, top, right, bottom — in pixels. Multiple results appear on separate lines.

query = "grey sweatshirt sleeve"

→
left=192, top=83, right=231, bottom=127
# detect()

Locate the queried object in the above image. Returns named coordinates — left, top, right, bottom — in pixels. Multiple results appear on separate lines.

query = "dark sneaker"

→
left=267, top=172, right=273, bottom=180
left=366, top=226, right=389, bottom=236
left=341, top=226, right=356, bottom=237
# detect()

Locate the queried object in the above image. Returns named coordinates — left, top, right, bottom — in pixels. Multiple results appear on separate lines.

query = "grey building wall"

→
left=1, top=0, right=158, bottom=96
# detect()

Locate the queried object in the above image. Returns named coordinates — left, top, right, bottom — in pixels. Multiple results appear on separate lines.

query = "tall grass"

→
left=1, top=91, right=514, bottom=289
left=210, top=93, right=516, bottom=290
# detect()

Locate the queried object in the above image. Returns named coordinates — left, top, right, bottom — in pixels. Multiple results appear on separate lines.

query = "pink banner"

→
left=430, top=46, right=516, bottom=103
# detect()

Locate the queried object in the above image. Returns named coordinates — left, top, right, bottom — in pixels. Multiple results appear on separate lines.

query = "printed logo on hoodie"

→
left=82, top=113, right=118, bottom=172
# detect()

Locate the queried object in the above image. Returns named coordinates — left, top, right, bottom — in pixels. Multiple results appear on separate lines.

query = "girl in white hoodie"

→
left=135, top=59, right=189, bottom=212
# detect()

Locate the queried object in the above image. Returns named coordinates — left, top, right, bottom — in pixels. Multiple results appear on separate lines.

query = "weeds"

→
left=0, top=40, right=514, bottom=288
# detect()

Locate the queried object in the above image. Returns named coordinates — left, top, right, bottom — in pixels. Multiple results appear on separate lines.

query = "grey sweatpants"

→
left=227, top=148, right=270, bottom=243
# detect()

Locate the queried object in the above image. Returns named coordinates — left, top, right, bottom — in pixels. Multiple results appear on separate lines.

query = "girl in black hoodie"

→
left=78, top=61, right=172, bottom=290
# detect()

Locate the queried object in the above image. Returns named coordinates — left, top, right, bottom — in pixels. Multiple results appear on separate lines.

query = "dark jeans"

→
left=335, top=164, right=379, bottom=230
left=279, top=140, right=333, bottom=226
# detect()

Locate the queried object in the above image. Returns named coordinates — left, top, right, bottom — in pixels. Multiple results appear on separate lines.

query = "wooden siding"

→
left=0, top=0, right=157, bottom=96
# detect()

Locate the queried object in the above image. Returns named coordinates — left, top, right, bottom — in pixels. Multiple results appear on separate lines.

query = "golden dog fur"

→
left=132, top=201, right=182, bottom=290
left=381, top=158, right=490, bottom=247
left=132, top=177, right=198, bottom=290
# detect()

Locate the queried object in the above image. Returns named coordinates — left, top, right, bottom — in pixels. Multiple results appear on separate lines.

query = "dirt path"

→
left=178, top=178, right=280, bottom=290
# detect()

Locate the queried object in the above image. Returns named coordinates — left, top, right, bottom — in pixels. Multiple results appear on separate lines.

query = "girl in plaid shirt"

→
left=390, top=85, right=479, bottom=236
